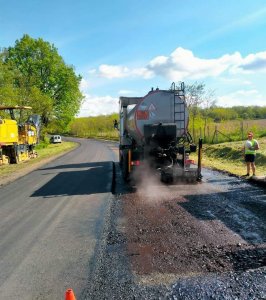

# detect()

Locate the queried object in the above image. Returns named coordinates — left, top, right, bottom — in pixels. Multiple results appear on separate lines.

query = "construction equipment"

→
left=118, top=82, right=202, bottom=183
left=0, top=106, right=40, bottom=165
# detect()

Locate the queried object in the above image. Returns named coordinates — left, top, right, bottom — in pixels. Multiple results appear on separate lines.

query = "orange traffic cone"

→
left=65, top=288, right=76, bottom=300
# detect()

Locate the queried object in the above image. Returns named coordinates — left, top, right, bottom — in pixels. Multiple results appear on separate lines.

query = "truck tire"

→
left=161, top=171, right=173, bottom=184
left=10, top=147, right=19, bottom=164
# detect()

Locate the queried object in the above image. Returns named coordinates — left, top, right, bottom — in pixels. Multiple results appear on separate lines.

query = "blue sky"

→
left=1, top=0, right=266, bottom=116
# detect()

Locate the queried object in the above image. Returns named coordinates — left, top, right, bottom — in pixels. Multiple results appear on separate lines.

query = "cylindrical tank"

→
left=126, top=90, right=189, bottom=145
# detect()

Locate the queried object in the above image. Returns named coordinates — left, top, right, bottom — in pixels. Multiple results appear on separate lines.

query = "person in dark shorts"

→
left=243, top=132, right=259, bottom=176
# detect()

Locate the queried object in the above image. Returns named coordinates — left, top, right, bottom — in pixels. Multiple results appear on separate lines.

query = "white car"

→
left=50, top=135, right=62, bottom=144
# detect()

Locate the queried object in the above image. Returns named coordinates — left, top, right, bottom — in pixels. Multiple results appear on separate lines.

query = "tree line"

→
left=0, top=34, right=83, bottom=134
left=68, top=81, right=266, bottom=142
left=197, top=106, right=266, bottom=122
left=69, top=113, right=119, bottom=140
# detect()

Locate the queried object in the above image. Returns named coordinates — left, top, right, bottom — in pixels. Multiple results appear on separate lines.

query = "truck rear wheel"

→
left=161, top=171, right=173, bottom=183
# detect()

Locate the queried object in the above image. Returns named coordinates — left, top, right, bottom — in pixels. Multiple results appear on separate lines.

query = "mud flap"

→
left=121, top=151, right=129, bottom=181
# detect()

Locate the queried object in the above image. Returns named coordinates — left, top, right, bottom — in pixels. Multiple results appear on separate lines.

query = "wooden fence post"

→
left=212, top=126, right=218, bottom=144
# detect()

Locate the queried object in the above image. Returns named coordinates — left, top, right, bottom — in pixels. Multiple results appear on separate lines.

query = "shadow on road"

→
left=31, top=161, right=113, bottom=197
left=39, top=162, right=105, bottom=171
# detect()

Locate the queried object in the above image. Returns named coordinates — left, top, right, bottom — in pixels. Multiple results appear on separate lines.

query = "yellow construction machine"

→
left=0, top=106, right=40, bottom=165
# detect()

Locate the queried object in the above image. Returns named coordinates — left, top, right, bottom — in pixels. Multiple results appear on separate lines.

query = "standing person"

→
left=243, top=132, right=259, bottom=176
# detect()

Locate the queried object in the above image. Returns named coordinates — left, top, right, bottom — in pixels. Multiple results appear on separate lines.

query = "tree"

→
left=0, top=50, right=19, bottom=108
left=201, top=89, right=216, bottom=140
left=4, top=34, right=83, bottom=131
left=185, top=82, right=215, bottom=140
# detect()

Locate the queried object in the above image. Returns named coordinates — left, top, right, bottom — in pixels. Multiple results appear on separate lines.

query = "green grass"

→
left=36, top=141, right=78, bottom=159
left=190, top=118, right=266, bottom=144
left=0, top=141, right=78, bottom=177
left=192, top=137, right=266, bottom=176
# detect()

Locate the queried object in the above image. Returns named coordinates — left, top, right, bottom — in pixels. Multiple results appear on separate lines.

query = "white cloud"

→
left=98, top=64, right=130, bottom=79
left=77, top=93, right=119, bottom=117
left=81, top=48, right=266, bottom=115
left=147, top=48, right=242, bottom=80
left=234, top=51, right=266, bottom=73
left=217, top=89, right=265, bottom=107
left=149, top=55, right=168, bottom=67
left=91, top=47, right=266, bottom=81
left=97, top=64, right=153, bottom=79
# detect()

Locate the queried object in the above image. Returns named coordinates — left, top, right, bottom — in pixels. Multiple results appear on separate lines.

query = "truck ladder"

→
left=172, top=82, right=186, bottom=136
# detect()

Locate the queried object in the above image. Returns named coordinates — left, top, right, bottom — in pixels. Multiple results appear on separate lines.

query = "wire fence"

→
left=191, top=119, right=266, bottom=144
left=69, top=118, right=266, bottom=145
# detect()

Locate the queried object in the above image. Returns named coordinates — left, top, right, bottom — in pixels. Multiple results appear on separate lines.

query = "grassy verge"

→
left=192, top=137, right=266, bottom=177
left=0, top=141, right=78, bottom=177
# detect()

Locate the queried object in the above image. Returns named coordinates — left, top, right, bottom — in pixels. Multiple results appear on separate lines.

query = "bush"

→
left=35, top=135, right=50, bottom=149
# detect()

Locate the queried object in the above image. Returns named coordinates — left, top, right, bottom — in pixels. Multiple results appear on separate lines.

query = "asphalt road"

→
left=1, top=138, right=265, bottom=300
left=0, top=138, right=118, bottom=299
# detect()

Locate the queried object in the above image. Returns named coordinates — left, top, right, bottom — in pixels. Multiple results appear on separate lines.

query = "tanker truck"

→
left=118, top=82, right=202, bottom=183
left=0, top=106, right=40, bottom=165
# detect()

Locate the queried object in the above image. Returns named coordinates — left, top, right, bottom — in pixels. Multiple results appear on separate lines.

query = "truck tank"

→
left=118, top=82, right=202, bottom=183
left=125, top=89, right=189, bottom=146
